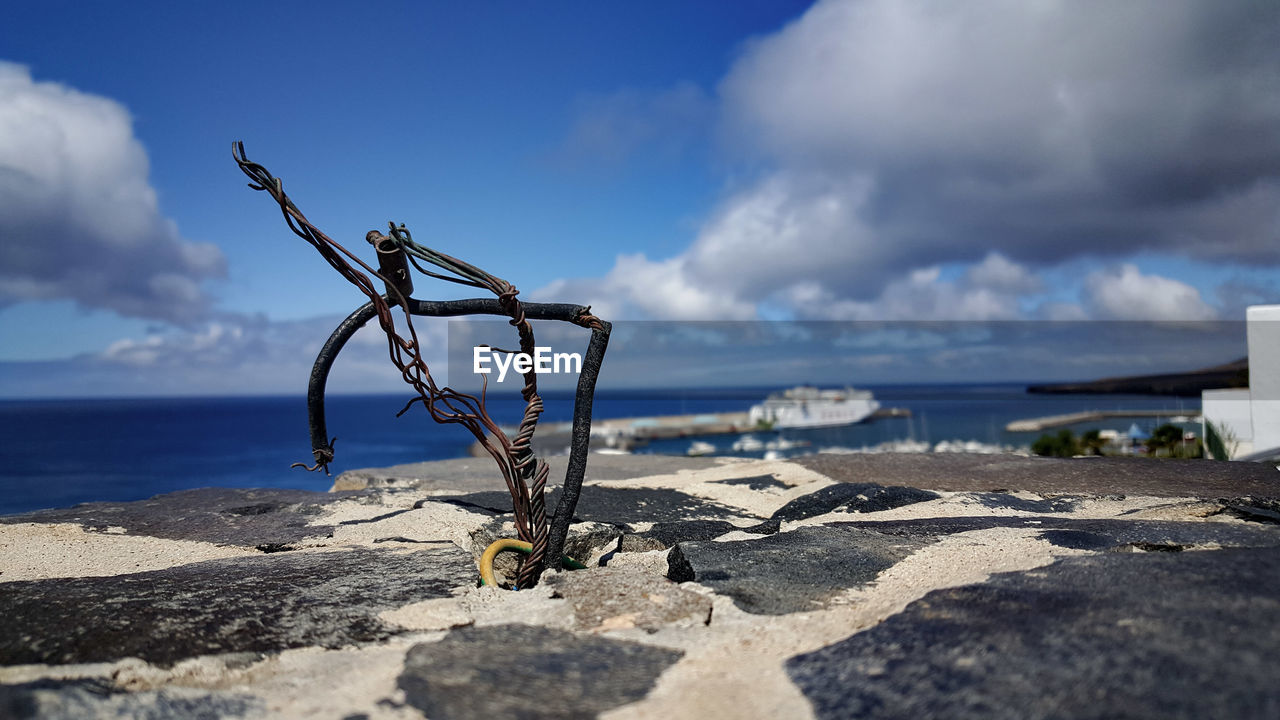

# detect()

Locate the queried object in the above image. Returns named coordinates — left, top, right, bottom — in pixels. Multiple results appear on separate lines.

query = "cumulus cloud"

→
left=538, top=0, right=1278, bottom=321
left=529, top=174, right=876, bottom=320
left=1083, top=264, right=1218, bottom=321
left=530, top=252, right=756, bottom=321
left=534, top=247, right=1050, bottom=322
left=776, top=253, right=1041, bottom=320
left=719, top=0, right=1280, bottom=265
left=0, top=62, right=225, bottom=323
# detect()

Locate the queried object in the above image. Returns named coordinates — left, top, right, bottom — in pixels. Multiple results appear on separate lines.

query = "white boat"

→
left=731, top=434, right=766, bottom=452
left=764, top=438, right=810, bottom=451
left=748, top=386, right=880, bottom=429
left=686, top=441, right=716, bottom=457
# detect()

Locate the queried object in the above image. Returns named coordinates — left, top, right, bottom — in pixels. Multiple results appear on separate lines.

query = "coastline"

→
left=0, top=385, right=1202, bottom=516
left=3, top=452, right=1279, bottom=717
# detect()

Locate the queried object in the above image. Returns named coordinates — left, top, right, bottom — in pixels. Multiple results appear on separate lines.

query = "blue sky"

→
left=1, top=0, right=1278, bottom=397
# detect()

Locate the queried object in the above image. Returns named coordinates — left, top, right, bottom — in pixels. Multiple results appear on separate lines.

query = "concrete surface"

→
left=2, top=453, right=1279, bottom=719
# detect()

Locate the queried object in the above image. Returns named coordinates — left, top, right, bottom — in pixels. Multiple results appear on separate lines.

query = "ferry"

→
left=748, top=386, right=880, bottom=430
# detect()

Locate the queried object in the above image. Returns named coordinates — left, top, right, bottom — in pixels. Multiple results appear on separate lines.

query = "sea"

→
left=0, top=385, right=1201, bottom=516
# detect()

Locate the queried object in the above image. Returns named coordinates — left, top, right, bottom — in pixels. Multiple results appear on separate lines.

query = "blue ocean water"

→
left=0, top=385, right=1199, bottom=515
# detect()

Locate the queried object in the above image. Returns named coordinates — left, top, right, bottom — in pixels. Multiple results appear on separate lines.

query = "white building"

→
left=1202, top=388, right=1253, bottom=458
left=1201, top=305, right=1280, bottom=459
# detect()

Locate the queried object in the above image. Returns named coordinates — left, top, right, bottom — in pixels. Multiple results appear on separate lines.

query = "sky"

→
left=1, top=0, right=1278, bottom=397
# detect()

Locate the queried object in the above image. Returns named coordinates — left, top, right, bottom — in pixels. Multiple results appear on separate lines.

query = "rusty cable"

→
left=233, top=142, right=551, bottom=586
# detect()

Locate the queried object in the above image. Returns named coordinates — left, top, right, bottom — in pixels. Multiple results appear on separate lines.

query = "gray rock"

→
left=667, top=526, right=926, bottom=615
left=0, top=487, right=354, bottom=548
left=397, top=624, right=682, bottom=719
left=969, top=492, right=1082, bottom=513
left=430, top=486, right=760, bottom=526
left=0, top=546, right=473, bottom=667
left=618, top=534, right=669, bottom=553
left=794, top=453, right=1280, bottom=499
left=831, top=516, right=1280, bottom=551
left=621, top=518, right=778, bottom=553
left=0, top=679, right=263, bottom=720
left=712, top=474, right=793, bottom=491
left=787, top=547, right=1280, bottom=719
left=560, top=453, right=726, bottom=481
left=559, top=524, right=626, bottom=565
left=769, top=483, right=940, bottom=523
left=334, top=453, right=725, bottom=492
left=332, top=457, right=515, bottom=493
left=546, top=566, right=713, bottom=632
left=1221, top=497, right=1280, bottom=524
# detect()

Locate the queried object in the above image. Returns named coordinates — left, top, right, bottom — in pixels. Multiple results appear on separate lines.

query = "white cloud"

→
left=102, top=335, right=165, bottom=367
left=538, top=0, right=1277, bottom=322
left=530, top=252, right=755, bottom=321
left=683, top=173, right=882, bottom=301
left=55, top=312, right=451, bottom=396
left=1084, top=264, right=1218, bottom=321
left=716, top=0, right=1280, bottom=265
left=0, top=62, right=225, bottom=324
left=775, top=253, right=1035, bottom=321
left=965, top=253, right=1041, bottom=295
left=529, top=173, right=881, bottom=320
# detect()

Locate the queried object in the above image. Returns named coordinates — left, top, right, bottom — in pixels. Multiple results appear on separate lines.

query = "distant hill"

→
left=1027, top=357, right=1249, bottom=397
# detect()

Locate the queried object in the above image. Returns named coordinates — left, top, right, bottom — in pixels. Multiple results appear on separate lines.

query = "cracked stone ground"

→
left=2, top=453, right=1279, bottom=719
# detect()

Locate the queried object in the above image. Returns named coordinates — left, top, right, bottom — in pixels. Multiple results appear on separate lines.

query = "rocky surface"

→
left=667, top=526, right=927, bottom=615
left=794, top=452, right=1280, bottom=498
left=398, top=625, right=683, bottom=720
left=788, top=547, right=1280, bottom=719
left=0, top=487, right=358, bottom=549
left=332, top=454, right=725, bottom=493
left=1, top=453, right=1278, bottom=718
left=1, top=546, right=472, bottom=667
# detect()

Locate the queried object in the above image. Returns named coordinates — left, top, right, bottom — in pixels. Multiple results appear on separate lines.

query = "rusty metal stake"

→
left=305, top=297, right=610, bottom=571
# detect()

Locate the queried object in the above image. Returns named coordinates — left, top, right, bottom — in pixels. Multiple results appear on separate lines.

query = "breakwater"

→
left=1005, top=409, right=1201, bottom=433
left=474, top=407, right=911, bottom=455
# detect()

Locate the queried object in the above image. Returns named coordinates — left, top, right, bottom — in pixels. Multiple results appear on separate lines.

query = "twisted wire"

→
left=394, top=226, right=551, bottom=585
left=573, top=309, right=605, bottom=332
left=234, top=143, right=551, bottom=584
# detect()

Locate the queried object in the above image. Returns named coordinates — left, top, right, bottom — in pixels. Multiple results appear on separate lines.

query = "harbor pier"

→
left=1005, top=409, right=1201, bottom=433
left=471, top=407, right=911, bottom=456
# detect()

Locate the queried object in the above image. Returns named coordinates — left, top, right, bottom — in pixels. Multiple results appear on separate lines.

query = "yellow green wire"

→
left=478, top=538, right=588, bottom=588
